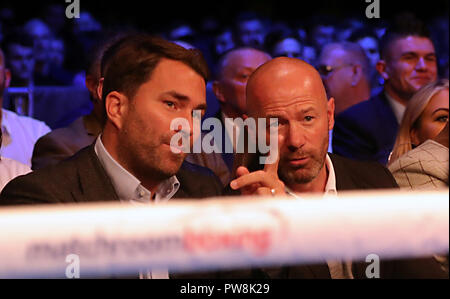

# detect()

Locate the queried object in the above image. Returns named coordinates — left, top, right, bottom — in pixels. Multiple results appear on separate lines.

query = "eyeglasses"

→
left=317, top=64, right=353, bottom=77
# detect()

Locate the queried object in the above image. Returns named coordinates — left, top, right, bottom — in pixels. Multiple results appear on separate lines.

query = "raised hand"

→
left=230, top=143, right=285, bottom=196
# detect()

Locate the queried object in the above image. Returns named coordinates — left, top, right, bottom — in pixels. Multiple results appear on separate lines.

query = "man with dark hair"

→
left=2, top=31, right=35, bottom=87
left=233, top=11, right=267, bottom=50
left=0, top=35, right=223, bottom=278
left=333, top=14, right=438, bottom=165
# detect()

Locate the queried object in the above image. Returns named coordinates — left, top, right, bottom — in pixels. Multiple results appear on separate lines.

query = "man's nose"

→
left=415, top=57, right=427, bottom=71
left=287, top=122, right=306, bottom=150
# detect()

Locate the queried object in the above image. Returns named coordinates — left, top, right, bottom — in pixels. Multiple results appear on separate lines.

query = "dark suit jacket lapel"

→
left=70, top=145, right=120, bottom=203
left=330, top=154, right=359, bottom=191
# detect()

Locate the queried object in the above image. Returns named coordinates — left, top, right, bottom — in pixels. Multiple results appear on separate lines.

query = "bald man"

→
left=186, top=48, right=271, bottom=186
left=230, top=57, right=447, bottom=279
left=318, top=42, right=371, bottom=115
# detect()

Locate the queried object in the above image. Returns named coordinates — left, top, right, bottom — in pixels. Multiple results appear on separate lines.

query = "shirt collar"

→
left=385, top=91, right=406, bottom=124
left=1, top=109, right=12, bottom=136
left=94, top=136, right=180, bottom=204
left=285, top=154, right=337, bottom=198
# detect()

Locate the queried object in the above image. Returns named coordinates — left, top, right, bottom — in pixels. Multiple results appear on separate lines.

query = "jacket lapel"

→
left=71, top=145, right=120, bottom=203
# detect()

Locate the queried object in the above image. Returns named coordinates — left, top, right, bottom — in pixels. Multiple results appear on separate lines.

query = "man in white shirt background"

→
left=0, top=48, right=51, bottom=166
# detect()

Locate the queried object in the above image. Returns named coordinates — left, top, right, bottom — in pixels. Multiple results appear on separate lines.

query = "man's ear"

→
left=327, top=97, right=335, bottom=131
left=351, top=64, right=363, bottom=86
left=212, top=81, right=226, bottom=104
left=96, top=78, right=104, bottom=102
left=104, top=91, right=129, bottom=130
left=376, top=60, right=389, bottom=80
left=4, top=68, right=11, bottom=88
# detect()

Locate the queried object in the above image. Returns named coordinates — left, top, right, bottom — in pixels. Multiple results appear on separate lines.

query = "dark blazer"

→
left=221, top=154, right=447, bottom=279
left=332, top=91, right=399, bottom=166
left=1, top=144, right=225, bottom=279
left=1, top=144, right=223, bottom=206
left=31, top=112, right=102, bottom=171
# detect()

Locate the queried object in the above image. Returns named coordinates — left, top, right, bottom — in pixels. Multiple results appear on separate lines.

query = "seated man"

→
left=332, top=14, right=438, bottom=165
left=186, top=47, right=271, bottom=186
left=0, top=35, right=223, bottom=278
left=0, top=47, right=50, bottom=166
left=229, top=57, right=447, bottom=278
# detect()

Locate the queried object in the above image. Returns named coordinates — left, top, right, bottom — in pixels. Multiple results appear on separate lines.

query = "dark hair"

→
left=100, top=34, right=209, bottom=105
left=263, top=25, right=301, bottom=56
left=379, top=13, right=432, bottom=59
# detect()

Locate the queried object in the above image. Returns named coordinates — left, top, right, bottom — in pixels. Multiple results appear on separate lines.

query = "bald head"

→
left=213, top=47, right=271, bottom=118
left=215, top=47, right=271, bottom=80
left=245, top=57, right=335, bottom=192
left=246, top=57, right=328, bottom=116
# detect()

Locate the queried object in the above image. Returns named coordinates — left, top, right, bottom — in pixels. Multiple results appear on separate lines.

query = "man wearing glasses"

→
left=317, top=42, right=372, bottom=116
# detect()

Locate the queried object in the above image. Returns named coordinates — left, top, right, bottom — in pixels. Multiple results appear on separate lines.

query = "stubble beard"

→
left=279, top=135, right=329, bottom=186
left=118, top=118, right=185, bottom=184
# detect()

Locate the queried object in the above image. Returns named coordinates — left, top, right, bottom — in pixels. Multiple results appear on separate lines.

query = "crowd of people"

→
left=0, top=3, right=448, bottom=278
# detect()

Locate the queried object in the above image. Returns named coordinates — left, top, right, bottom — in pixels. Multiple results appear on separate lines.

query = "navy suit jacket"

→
left=332, top=91, right=399, bottom=165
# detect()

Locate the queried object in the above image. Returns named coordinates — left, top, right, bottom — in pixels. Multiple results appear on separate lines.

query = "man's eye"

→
left=304, top=116, right=314, bottom=122
left=165, top=101, right=176, bottom=108
left=403, top=55, right=415, bottom=60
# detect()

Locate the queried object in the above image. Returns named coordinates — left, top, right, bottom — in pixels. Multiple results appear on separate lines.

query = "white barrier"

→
left=0, top=190, right=448, bottom=278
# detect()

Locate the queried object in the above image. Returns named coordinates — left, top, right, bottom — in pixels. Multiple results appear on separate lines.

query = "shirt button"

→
left=139, top=190, right=145, bottom=197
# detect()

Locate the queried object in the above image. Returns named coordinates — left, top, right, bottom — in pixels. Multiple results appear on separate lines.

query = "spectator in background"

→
left=388, top=79, right=448, bottom=165
left=23, top=18, right=73, bottom=86
left=0, top=48, right=50, bottom=166
left=333, top=14, right=438, bottom=165
left=389, top=121, right=448, bottom=190
left=186, top=48, right=271, bottom=186
left=212, top=26, right=235, bottom=60
left=233, top=11, right=267, bottom=49
left=2, top=31, right=35, bottom=87
left=264, top=25, right=302, bottom=59
left=31, top=35, right=126, bottom=170
left=307, top=16, right=336, bottom=52
left=318, top=42, right=371, bottom=115
left=350, top=27, right=383, bottom=95
left=335, top=17, right=365, bottom=42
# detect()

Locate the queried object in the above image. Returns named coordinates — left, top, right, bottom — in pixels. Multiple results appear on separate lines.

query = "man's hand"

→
left=230, top=147, right=285, bottom=196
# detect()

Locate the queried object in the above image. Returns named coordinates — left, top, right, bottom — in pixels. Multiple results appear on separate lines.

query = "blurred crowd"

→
left=0, top=4, right=448, bottom=89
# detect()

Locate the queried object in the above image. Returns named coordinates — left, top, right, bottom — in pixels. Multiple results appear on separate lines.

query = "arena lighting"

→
left=0, top=190, right=448, bottom=278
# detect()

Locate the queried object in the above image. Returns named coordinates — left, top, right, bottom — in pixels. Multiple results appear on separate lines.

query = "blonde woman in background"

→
left=388, top=79, right=449, bottom=190
left=389, top=79, right=449, bottom=165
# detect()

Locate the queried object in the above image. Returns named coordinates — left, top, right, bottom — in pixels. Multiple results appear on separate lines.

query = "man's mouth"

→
left=288, top=157, right=309, bottom=167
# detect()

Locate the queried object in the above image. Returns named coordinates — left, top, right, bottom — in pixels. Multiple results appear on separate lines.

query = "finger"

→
left=263, top=133, right=284, bottom=174
left=235, top=166, right=250, bottom=178
left=230, top=171, right=276, bottom=190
